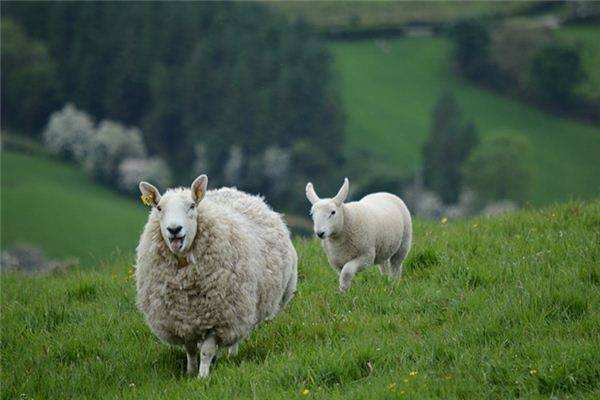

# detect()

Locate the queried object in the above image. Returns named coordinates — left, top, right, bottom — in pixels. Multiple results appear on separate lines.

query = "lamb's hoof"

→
left=339, top=282, right=351, bottom=293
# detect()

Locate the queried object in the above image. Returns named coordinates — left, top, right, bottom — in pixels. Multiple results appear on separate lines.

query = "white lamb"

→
left=135, top=175, right=297, bottom=378
left=305, top=178, right=412, bottom=292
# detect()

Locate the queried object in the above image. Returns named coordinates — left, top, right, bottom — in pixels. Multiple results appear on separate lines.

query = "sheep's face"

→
left=155, top=190, right=198, bottom=255
left=140, top=175, right=208, bottom=256
left=306, top=178, right=349, bottom=240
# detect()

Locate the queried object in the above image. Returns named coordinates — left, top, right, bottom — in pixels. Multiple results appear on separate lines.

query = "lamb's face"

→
left=139, top=175, right=208, bottom=256
left=306, top=178, right=349, bottom=240
left=155, top=190, right=198, bottom=255
left=310, top=199, right=344, bottom=239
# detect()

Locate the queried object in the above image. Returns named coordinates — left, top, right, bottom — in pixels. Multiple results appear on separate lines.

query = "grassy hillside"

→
left=1, top=151, right=146, bottom=265
left=330, top=37, right=600, bottom=205
left=267, top=1, right=532, bottom=30
left=3, top=200, right=599, bottom=398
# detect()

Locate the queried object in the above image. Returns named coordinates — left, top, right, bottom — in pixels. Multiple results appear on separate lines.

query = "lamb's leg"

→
left=339, top=255, right=373, bottom=293
left=184, top=343, right=198, bottom=377
left=198, top=334, right=217, bottom=378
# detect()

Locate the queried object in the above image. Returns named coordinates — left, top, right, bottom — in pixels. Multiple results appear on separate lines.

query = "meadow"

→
left=330, top=36, right=600, bottom=205
left=0, top=151, right=146, bottom=265
left=3, top=198, right=599, bottom=398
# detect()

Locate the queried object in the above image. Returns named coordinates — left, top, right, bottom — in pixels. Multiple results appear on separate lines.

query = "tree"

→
left=462, top=135, right=531, bottom=204
left=422, top=92, right=479, bottom=204
left=1, top=18, right=58, bottom=135
left=452, top=20, right=492, bottom=82
left=530, top=44, right=585, bottom=107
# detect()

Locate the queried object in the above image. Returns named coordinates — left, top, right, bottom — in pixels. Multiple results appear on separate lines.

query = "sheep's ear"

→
left=139, top=182, right=161, bottom=207
left=333, top=178, right=349, bottom=205
left=191, top=175, right=208, bottom=203
left=306, top=182, right=320, bottom=205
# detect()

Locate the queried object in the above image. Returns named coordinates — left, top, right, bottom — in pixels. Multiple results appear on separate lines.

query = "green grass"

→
left=3, top=200, right=599, bottom=398
left=557, top=25, right=600, bottom=101
left=330, top=37, right=600, bottom=205
left=267, top=1, right=531, bottom=30
left=1, top=151, right=146, bottom=265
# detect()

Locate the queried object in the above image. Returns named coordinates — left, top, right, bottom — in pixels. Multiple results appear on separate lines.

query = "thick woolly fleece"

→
left=135, top=187, right=297, bottom=348
left=323, top=193, right=412, bottom=275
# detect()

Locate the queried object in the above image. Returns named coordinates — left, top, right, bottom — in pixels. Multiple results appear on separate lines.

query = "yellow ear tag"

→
left=141, top=193, right=154, bottom=207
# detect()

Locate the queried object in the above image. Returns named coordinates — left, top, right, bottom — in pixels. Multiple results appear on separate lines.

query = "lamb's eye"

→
left=330, top=210, right=336, bottom=216
left=156, top=206, right=162, bottom=212
left=189, top=203, right=195, bottom=210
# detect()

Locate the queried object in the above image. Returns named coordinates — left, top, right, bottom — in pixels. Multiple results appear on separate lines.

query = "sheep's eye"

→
left=189, top=203, right=195, bottom=210
left=156, top=206, right=162, bottom=212
left=330, top=210, right=336, bottom=216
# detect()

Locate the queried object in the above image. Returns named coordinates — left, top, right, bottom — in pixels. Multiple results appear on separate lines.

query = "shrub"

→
left=42, top=104, right=95, bottom=162
left=452, top=20, right=492, bottom=82
left=462, top=135, right=532, bottom=204
left=530, top=44, right=586, bottom=106
left=84, top=120, right=146, bottom=184
left=118, top=157, right=172, bottom=194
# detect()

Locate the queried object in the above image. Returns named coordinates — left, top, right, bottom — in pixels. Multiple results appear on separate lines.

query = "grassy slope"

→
left=330, top=37, right=600, bottom=205
left=3, top=200, right=599, bottom=399
left=1, top=151, right=146, bottom=265
left=267, top=1, right=530, bottom=30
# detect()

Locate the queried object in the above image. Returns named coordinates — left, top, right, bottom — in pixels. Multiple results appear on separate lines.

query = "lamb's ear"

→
left=139, top=182, right=161, bottom=207
left=333, top=178, right=349, bottom=205
left=191, top=175, right=208, bottom=203
left=306, top=182, right=320, bottom=205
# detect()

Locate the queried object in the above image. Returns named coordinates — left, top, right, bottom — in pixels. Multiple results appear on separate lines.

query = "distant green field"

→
left=3, top=200, right=599, bottom=398
left=268, top=1, right=531, bottom=30
left=557, top=25, right=600, bottom=101
left=330, top=37, right=600, bottom=205
left=0, top=151, right=146, bottom=265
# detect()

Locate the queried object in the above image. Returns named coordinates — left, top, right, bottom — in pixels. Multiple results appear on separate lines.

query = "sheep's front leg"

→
left=339, top=255, right=372, bottom=293
left=198, top=334, right=217, bottom=378
left=184, top=343, right=198, bottom=376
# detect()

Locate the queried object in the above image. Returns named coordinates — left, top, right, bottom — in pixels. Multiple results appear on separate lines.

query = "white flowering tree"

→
left=42, top=103, right=95, bottom=162
left=84, top=120, right=146, bottom=184
left=118, top=157, right=172, bottom=195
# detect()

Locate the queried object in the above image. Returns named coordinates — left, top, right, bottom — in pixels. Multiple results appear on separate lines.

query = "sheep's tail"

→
left=390, top=202, right=412, bottom=279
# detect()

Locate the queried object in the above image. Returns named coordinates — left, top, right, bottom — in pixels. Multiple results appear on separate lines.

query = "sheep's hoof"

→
left=228, top=343, right=239, bottom=357
left=198, top=365, right=210, bottom=378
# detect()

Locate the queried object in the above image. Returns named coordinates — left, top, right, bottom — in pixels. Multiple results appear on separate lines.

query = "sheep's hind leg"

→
left=198, top=334, right=217, bottom=378
left=228, top=342, right=239, bottom=357
left=184, top=342, right=198, bottom=377
left=378, top=259, right=391, bottom=276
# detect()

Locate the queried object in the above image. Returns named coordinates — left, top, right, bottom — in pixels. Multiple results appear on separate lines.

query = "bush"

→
left=118, top=157, right=172, bottom=194
left=42, top=104, right=96, bottom=162
left=530, top=44, right=586, bottom=106
left=462, top=135, right=532, bottom=205
left=490, top=22, right=554, bottom=90
left=84, top=120, right=146, bottom=184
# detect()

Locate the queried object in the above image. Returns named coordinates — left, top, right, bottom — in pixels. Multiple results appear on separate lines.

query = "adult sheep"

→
left=135, top=175, right=297, bottom=378
left=305, top=178, right=412, bottom=293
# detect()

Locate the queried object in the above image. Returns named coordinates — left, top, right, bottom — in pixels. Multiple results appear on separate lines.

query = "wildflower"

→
left=400, top=390, right=406, bottom=394
left=409, top=371, right=418, bottom=377
left=403, top=378, right=409, bottom=383
left=440, top=217, right=448, bottom=225
left=529, top=369, right=538, bottom=375
left=472, top=223, right=478, bottom=228
left=301, top=388, right=310, bottom=396
left=388, top=383, right=396, bottom=390
left=141, top=193, right=154, bottom=206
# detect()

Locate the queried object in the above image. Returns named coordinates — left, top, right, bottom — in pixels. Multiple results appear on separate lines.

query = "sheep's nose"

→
left=316, top=231, right=325, bottom=239
left=167, top=225, right=182, bottom=235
